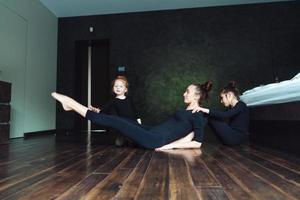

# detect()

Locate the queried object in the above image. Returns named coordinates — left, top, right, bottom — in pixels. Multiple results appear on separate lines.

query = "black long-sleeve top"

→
left=150, top=109, right=206, bottom=143
left=209, top=101, right=249, bottom=133
left=100, top=96, right=139, bottom=120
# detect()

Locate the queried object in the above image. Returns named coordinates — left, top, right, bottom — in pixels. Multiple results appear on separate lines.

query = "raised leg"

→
left=51, top=92, right=88, bottom=117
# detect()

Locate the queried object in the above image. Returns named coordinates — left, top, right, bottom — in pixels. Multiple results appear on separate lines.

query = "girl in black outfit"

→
left=192, top=81, right=249, bottom=145
left=89, top=76, right=140, bottom=146
left=51, top=81, right=212, bottom=149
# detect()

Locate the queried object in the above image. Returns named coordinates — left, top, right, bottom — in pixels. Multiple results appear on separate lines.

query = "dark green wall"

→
left=57, top=1, right=299, bottom=128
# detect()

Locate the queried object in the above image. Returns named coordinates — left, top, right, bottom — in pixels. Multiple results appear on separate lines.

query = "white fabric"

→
left=240, top=72, right=300, bottom=106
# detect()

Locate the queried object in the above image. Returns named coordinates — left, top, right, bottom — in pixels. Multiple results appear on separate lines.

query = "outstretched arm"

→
left=192, top=106, right=209, bottom=114
left=192, top=102, right=246, bottom=119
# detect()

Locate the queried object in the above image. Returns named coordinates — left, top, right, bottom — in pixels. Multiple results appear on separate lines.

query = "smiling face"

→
left=183, top=85, right=200, bottom=105
left=113, top=79, right=128, bottom=96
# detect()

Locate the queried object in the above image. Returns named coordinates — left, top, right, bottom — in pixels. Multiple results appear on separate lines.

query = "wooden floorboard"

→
left=234, top=147, right=300, bottom=184
left=114, top=151, right=152, bottom=199
left=134, top=151, right=170, bottom=200
left=168, top=150, right=201, bottom=199
left=205, top=145, right=297, bottom=200
left=200, top=150, right=254, bottom=200
left=0, top=135, right=300, bottom=200
left=197, top=187, right=230, bottom=200
left=239, top=146, right=300, bottom=173
left=1, top=146, right=107, bottom=199
left=221, top=147, right=300, bottom=199
left=250, top=145, right=300, bottom=166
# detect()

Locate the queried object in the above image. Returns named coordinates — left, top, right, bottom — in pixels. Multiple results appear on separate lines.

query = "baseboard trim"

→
left=24, top=129, right=57, bottom=139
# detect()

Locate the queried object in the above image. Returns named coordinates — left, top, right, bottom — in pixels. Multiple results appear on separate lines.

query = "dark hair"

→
left=221, top=81, right=240, bottom=100
left=193, top=81, right=213, bottom=105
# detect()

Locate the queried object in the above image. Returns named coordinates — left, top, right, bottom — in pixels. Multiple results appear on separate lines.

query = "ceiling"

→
left=39, top=0, right=290, bottom=18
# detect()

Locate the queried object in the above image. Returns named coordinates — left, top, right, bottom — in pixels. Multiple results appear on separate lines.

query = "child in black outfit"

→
left=89, top=76, right=141, bottom=146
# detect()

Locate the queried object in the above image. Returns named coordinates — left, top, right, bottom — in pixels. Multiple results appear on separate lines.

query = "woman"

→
left=192, top=81, right=249, bottom=145
left=51, top=81, right=212, bottom=149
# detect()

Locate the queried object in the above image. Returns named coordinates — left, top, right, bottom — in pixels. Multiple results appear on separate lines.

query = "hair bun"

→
left=228, top=81, right=237, bottom=89
left=221, top=81, right=240, bottom=99
left=201, top=81, right=213, bottom=92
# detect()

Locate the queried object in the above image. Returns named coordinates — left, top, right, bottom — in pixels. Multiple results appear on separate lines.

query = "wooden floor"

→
left=1, top=135, right=300, bottom=200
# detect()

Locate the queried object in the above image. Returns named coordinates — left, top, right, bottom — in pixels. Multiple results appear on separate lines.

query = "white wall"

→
left=0, top=0, right=57, bottom=138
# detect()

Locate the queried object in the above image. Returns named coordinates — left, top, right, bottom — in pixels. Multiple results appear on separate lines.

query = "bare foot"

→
left=51, top=92, right=72, bottom=111
left=155, top=145, right=174, bottom=151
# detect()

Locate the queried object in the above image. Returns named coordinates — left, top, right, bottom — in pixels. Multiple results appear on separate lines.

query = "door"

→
left=74, top=39, right=110, bottom=131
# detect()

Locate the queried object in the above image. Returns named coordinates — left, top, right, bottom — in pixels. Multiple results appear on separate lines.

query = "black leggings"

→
left=86, top=111, right=167, bottom=149
left=209, top=119, right=247, bottom=146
